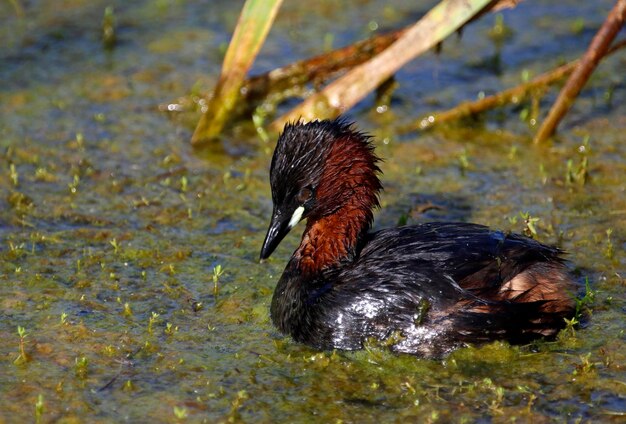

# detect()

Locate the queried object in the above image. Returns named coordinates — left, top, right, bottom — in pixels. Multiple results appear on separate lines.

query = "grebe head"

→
left=260, top=119, right=381, bottom=260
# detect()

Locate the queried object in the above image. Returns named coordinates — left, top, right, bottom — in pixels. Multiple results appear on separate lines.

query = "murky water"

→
left=1, top=0, right=624, bottom=422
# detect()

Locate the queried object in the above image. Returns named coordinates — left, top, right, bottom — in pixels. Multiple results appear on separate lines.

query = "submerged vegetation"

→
left=0, top=0, right=624, bottom=422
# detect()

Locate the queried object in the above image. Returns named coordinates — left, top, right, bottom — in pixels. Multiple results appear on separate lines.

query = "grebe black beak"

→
left=260, top=205, right=303, bottom=260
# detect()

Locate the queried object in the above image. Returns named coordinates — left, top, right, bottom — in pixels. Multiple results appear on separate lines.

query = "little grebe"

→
left=260, top=119, right=576, bottom=358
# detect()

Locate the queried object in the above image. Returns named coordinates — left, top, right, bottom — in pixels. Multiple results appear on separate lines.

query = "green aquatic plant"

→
left=123, top=302, right=133, bottom=318
left=102, top=6, right=116, bottom=50
left=9, top=163, right=19, bottom=186
left=571, top=17, right=586, bottom=35
left=227, top=390, right=249, bottom=422
left=212, top=264, right=224, bottom=296
left=519, top=211, right=539, bottom=238
left=165, top=322, right=178, bottom=336
left=122, top=379, right=135, bottom=392
left=14, top=325, right=29, bottom=365
left=573, top=352, right=595, bottom=376
left=34, top=394, right=44, bottom=424
left=575, top=278, right=595, bottom=321
left=488, top=14, right=513, bottom=44
left=68, top=174, right=80, bottom=194
left=566, top=136, right=590, bottom=185
left=457, top=149, right=470, bottom=176
left=148, top=312, right=160, bottom=335
left=109, top=238, right=120, bottom=254
left=173, top=406, right=188, bottom=420
left=75, top=356, right=89, bottom=379
left=604, top=229, right=614, bottom=260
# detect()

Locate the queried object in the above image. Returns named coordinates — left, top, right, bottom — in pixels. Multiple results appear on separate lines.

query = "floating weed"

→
left=9, top=163, right=19, bottom=186
left=75, top=356, right=88, bottom=379
left=563, top=277, right=595, bottom=338
left=191, top=301, right=203, bottom=312
left=573, top=352, right=595, bottom=376
left=101, top=6, right=117, bottom=50
left=487, top=385, right=505, bottom=415
left=563, top=316, right=579, bottom=338
left=165, top=322, right=178, bottom=336
left=252, top=106, right=270, bottom=143
left=457, top=149, right=470, bottom=175
left=109, top=238, right=119, bottom=254
left=74, top=132, right=85, bottom=149
left=102, top=345, right=116, bottom=357
left=212, top=264, right=224, bottom=296
left=173, top=406, right=188, bottom=420
left=68, top=174, right=80, bottom=194
left=34, top=167, right=57, bottom=182
left=34, top=394, right=44, bottom=424
left=566, top=136, right=590, bottom=185
left=7, top=191, right=33, bottom=212
left=227, top=390, right=249, bottom=422
left=519, top=211, right=539, bottom=238
left=148, top=312, right=160, bottom=334
left=604, top=229, right=614, bottom=260
left=7, top=240, right=26, bottom=260
left=575, top=277, right=595, bottom=320
left=143, top=340, right=161, bottom=356
left=396, top=213, right=408, bottom=226
left=14, top=325, right=30, bottom=365
left=122, top=379, right=135, bottom=392
left=570, top=17, right=585, bottom=34
left=123, top=302, right=133, bottom=318
left=488, top=14, right=513, bottom=44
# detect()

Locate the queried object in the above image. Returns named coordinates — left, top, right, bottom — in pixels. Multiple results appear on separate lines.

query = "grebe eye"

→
left=296, top=187, right=312, bottom=204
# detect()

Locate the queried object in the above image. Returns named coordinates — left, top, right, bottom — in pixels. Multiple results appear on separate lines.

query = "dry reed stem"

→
left=533, top=0, right=626, bottom=143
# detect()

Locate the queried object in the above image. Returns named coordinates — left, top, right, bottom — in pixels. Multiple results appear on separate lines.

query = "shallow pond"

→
left=1, top=0, right=624, bottom=422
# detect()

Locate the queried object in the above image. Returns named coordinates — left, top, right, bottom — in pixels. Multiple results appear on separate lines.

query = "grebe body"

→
left=261, top=120, right=576, bottom=357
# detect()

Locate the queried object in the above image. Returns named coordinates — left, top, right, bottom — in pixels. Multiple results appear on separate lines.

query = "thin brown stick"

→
left=164, top=29, right=407, bottom=122
left=243, top=0, right=522, bottom=103
left=402, top=39, right=626, bottom=133
left=242, top=29, right=406, bottom=104
left=271, top=0, right=495, bottom=130
left=534, top=0, right=626, bottom=143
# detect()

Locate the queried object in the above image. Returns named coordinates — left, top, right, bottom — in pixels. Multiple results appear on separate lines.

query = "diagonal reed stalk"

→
left=533, top=0, right=626, bottom=143
left=191, top=0, right=283, bottom=146
left=402, top=39, right=626, bottom=133
left=271, top=0, right=493, bottom=131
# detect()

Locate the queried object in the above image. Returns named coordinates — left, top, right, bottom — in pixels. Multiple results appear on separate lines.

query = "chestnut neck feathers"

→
left=267, top=120, right=381, bottom=274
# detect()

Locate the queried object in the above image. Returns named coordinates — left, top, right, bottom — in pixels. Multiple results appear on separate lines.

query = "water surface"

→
left=1, top=0, right=624, bottom=422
